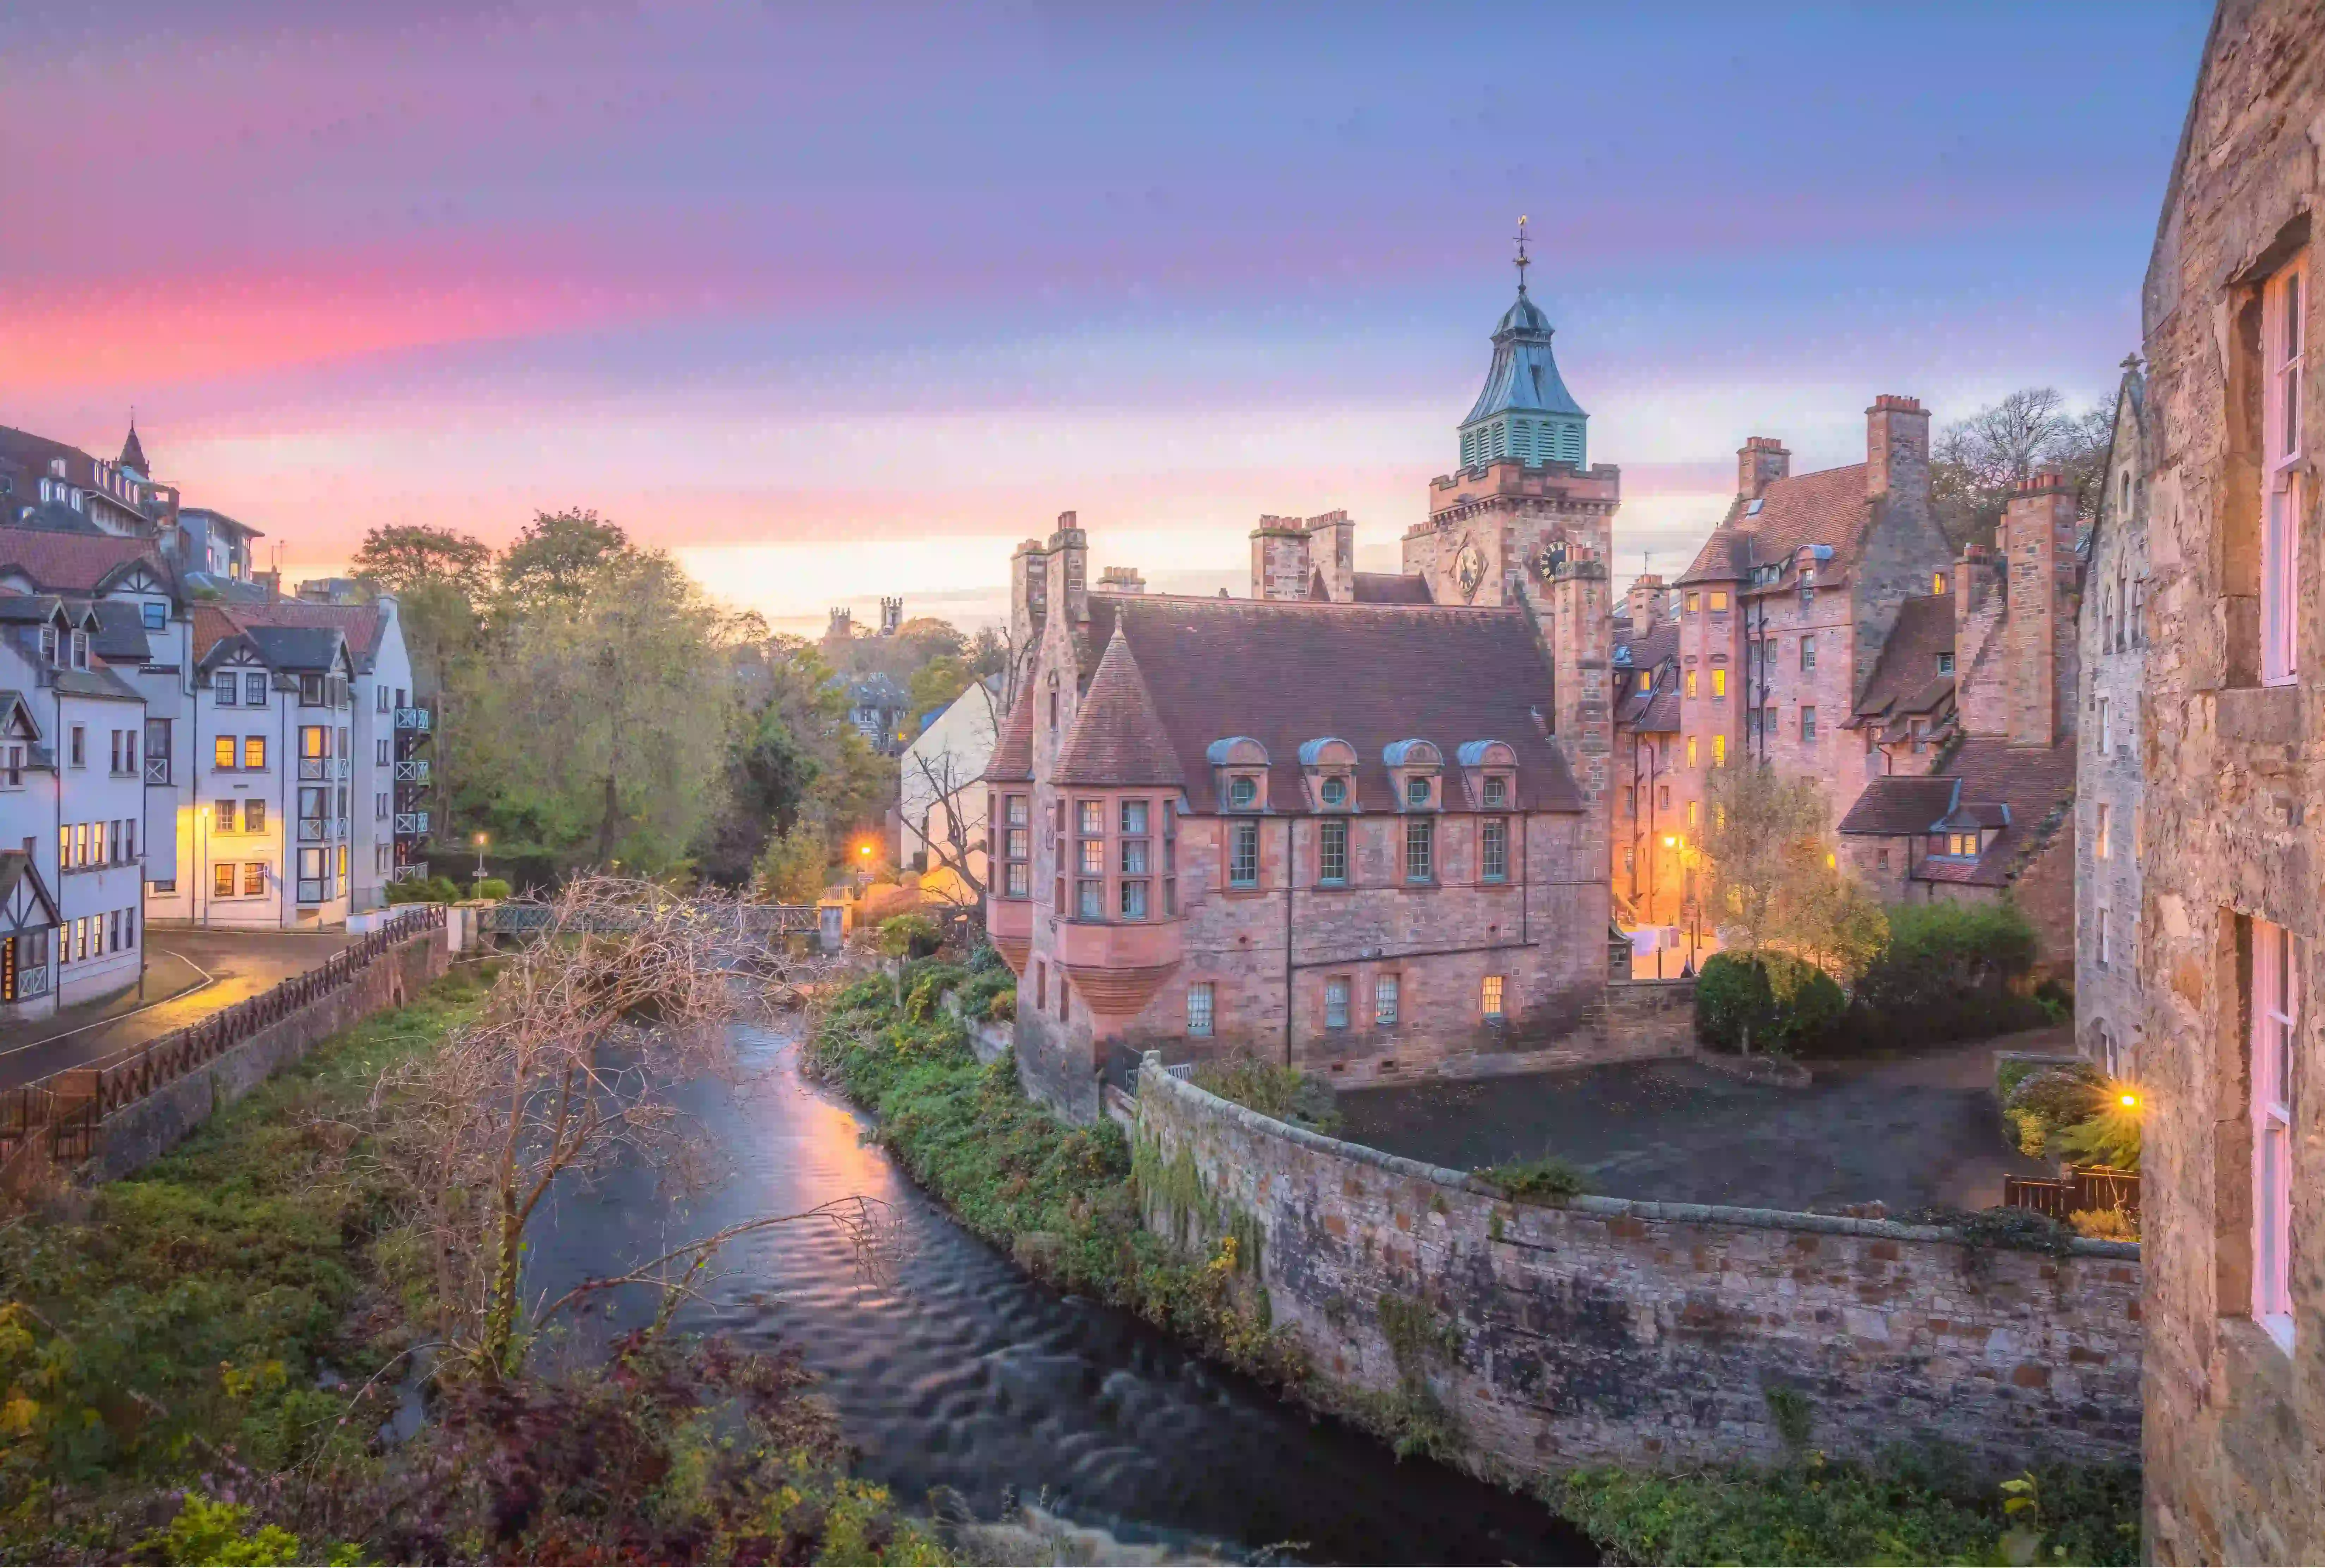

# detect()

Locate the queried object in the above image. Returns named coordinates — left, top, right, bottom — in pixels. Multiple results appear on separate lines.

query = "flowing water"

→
left=523, top=1026, right=1594, bottom=1566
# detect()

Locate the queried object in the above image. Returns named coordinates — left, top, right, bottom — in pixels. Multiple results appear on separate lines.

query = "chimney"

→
left=1625, top=572, right=1666, bottom=631
left=1864, top=395, right=1931, bottom=509
left=1096, top=565, right=1147, bottom=595
left=2000, top=467, right=2077, bottom=748
left=1050, top=510, right=1089, bottom=624
left=1737, top=437, right=1790, bottom=500
left=1304, top=510, right=1355, bottom=601
left=1249, top=515, right=1314, bottom=601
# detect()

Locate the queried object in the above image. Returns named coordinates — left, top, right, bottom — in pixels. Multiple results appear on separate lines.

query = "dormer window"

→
left=70, top=631, right=87, bottom=670
left=40, top=627, right=56, bottom=666
left=1383, top=739, right=1442, bottom=814
left=214, top=670, right=237, bottom=705
left=1483, top=776, right=1508, bottom=808
left=1298, top=737, right=1357, bottom=814
left=1320, top=777, right=1347, bottom=807
left=1229, top=777, right=1258, bottom=809
left=1208, top=736, right=1270, bottom=813
left=1937, top=652, right=1955, bottom=675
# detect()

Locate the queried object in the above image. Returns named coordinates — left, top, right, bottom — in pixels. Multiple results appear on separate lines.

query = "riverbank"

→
left=0, top=963, right=947, bottom=1567
left=808, top=956, right=2142, bottom=1567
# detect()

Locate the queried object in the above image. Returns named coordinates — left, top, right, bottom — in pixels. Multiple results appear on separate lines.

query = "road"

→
left=0, top=927, right=354, bottom=1092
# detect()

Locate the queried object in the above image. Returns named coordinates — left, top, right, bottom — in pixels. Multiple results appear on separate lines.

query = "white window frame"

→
left=2252, top=919, right=2298, bottom=1350
left=2262, top=256, right=2307, bottom=687
left=1186, top=981, right=1214, bottom=1038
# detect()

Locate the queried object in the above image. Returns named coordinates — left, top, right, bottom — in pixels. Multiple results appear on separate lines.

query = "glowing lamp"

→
left=1662, top=835, right=1676, bottom=848
left=2119, top=1091, right=2139, bottom=1110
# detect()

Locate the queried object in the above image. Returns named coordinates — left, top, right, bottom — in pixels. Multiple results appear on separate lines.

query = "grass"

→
left=1189, top=1057, right=1341, bottom=1134
left=1555, top=1450, right=2141, bottom=1566
left=0, top=961, right=950, bottom=1567
left=801, top=968, right=1306, bottom=1385
left=1473, top=1155, right=1587, bottom=1202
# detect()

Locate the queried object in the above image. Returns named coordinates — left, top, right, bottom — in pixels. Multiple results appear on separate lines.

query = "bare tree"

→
left=372, top=875, right=884, bottom=1380
left=1932, top=386, right=2115, bottom=549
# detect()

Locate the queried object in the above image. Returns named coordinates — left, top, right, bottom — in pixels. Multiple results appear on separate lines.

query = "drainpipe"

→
left=1281, top=816, right=1294, bottom=1070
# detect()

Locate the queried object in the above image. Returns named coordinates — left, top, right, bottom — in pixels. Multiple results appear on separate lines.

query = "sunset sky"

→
left=6, top=2, right=2209, bottom=632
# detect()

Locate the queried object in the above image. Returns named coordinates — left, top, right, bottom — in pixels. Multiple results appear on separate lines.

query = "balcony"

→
left=387, top=862, right=430, bottom=883
left=13, top=963, right=50, bottom=999
left=393, top=758, right=432, bottom=785
left=142, top=755, right=170, bottom=785
left=394, top=707, right=432, bottom=733
left=394, top=810, right=430, bottom=837
left=297, top=757, right=350, bottom=782
left=297, top=817, right=352, bottom=844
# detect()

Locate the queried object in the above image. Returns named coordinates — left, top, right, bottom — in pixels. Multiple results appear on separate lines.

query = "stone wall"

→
left=93, top=929, right=451, bottom=1181
left=1136, top=1058, right=2142, bottom=1480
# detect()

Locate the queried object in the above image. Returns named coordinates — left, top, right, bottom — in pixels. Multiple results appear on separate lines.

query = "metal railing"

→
left=394, top=708, right=431, bottom=732
left=143, top=755, right=170, bottom=785
left=2003, top=1167, right=2141, bottom=1220
left=393, top=759, right=431, bottom=784
left=387, top=862, right=430, bottom=883
left=297, top=757, right=350, bottom=782
left=12, top=964, right=50, bottom=999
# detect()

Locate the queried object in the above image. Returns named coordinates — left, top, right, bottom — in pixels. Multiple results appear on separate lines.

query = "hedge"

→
left=1848, top=901, right=2048, bottom=1048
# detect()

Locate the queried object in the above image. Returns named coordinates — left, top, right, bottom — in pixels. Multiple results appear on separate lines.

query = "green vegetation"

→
left=1850, top=902, right=2049, bottom=1049
left=0, top=965, right=948, bottom=1566
left=1556, top=1450, right=2140, bottom=1567
left=384, top=874, right=463, bottom=905
left=1473, top=1156, right=1587, bottom=1202
left=1189, top=1058, right=1342, bottom=1134
left=469, top=876, right=512, bottom=902
left=1695, top=951, right=1847, bottom=1056
left=801, top=968, right=1306, bottom=1386
left=877, top=912, right=942, bottom=960
left=2001, top=1060, right=2141, bottom=1172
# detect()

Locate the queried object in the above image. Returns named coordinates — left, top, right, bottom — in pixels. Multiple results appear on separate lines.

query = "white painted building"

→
left=898, top=675, right=999, bottom=904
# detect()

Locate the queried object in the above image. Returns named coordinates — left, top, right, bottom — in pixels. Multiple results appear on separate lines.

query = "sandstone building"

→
left=1611, top=577, right=1680, bottom=926
left=984, top=266, right=1638, bottom=1120
left=2134, top=0, right=2324, bottom=1557
left=2076, top=364, right=2150, bottom=1078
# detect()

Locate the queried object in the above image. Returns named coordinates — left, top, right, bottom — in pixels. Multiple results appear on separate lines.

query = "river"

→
left=523, top=1025, right=1594, bottom=1566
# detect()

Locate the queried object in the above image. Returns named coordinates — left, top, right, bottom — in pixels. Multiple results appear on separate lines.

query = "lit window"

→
left=1079, top=800, right=1103, bottom=836
left=1079, top=839, right=1103, bottom=875
left=1933, top=572, right=1946, bottom=595
left=1711, top=669, right=1726, bottom=698
left=1686, top=671, right=1698, bottom=699
left=1712, top=734, right=1726, bottom=767
left=215, top=862, right=234, bottom=899
left=1324, top=977, right=1350, bottom=1030
left=1375, top=974, right=1399, bottom=1026
left=1688, top=802, right=1699, bottom=827
left=1230, top=821, right=1259, bottom=887
left=2262, top=257, right=2306, bottom=687
left=1318, top=819, right=1347, bottom=885
left=246, top=863, right=266, bottom=897
left=214, top=735, right=236, bottom=770
left=1481, top=818, right=1508, bottom=881
left=1686, top=592, right=1700, bottom=614
left=1686, top=736, right=1698, bottom=766
left=243, top=736, right=265, bottom=770
left=1709, top=592, right=1728, bottom=612
left=2252, top=919, right=2297, bottom=1348
left=1404, top=817, right=1433, bottom=882
left=1187, top=982, right=1214, bottom=1037
left=214, top=800, right=236, bottom=833
left=1481, top=975, right=1505, bottom=1018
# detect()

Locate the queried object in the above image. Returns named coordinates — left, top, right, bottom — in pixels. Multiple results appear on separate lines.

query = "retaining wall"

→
left=93, top=929, right=451, bottom=1180
left=1135, top=1056, right=2142, bottom=1480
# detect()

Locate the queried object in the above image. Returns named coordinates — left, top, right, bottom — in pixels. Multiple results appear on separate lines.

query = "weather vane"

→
left=1514, top=215, right=1531, bottom=294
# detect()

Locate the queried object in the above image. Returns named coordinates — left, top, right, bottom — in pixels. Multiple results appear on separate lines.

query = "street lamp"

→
left=472, top=831, right=488, bottom=878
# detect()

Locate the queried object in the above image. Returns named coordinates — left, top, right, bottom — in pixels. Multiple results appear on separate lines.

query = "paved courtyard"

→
left=0, top=927, right=354, bottom=1092
left=1336, top=1032, right=2063, bottom=1214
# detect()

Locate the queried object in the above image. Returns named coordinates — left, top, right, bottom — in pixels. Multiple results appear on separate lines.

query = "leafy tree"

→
left=349, top=523, right=494, bottom=600
left=752, top=817, right=830, bottom=903
left=906, top=655, right=974, bottom=734
left=892, top=615, right=967, bottom=668
left=966, top=625, right=1011, bottom=680
left=495, top=508, right=631, bottom=617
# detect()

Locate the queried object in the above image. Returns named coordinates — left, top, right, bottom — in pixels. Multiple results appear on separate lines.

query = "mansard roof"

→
left=1074, top=593, right=1583, bottom=814
left=0, top=528, right=170, bottom=595
left=1053, top=626, right=1184, bottom=788
left=1678, top=464, right=1873, bottom=586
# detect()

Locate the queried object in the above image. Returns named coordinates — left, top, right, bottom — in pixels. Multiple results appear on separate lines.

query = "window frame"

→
left=2262, top=256, right=2307, bottom=688
left=1323, top=976, right=1350, bottom=1031
left=1318, top=817, right=1348, bottom=887
left=1481, top=816, right=1508, bottom=882
left=1186, top=981, right=1214, bottom=1038
left=2251, top=919, right=2298, bottom=1349
left=1228, top=820, right=1260, bottom=888
left=1481, top=974, right=1505, bottom=1019
left=1374, top=973, right=1400, bottom=1027
left=1404, top=816, right=1434, bottom=883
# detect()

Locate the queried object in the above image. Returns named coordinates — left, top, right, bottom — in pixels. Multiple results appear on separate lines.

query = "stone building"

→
left=1666, top=399, right=1956, bottom=898
left=2075, top=363, right=2150, bottom=1078
left=2133, top=0, right=2324, bottom=1558
left=983, top=262, right=1636, bottom=1121
left=1611, top=578, right=1680, bottom=925
left=1833, top=470, right=2083, bottom=962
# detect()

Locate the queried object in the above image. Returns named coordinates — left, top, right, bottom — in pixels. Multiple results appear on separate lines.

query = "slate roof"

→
left=1351, top=572, right=1434, bottom=605
left=221, top=600, right=384, bottom=667
left=0, top=528, right=167, bottom=594
left=1838, top=739, right=2076, bottom=888
left=1463, top=290, right=1586, bottom=424
left=1849, top=594, right=1957, bottom=727
left=52, top=664, right=143, bottom=703
left=984, top=684, right=1036, bottom=784
left=119, top=423, right=148, bottom=474
left=1678, top=463, right=1874, bottom=586
left=89, top=600, right=154, bottom=662
left=0, top=594, right=63, bottom=625
left=10, top=501, right=109, bottom=536
left=1054, top=627, right=1185, bottom=788
left=1838, top=776, right=1962, bottom=837
left=1062, top=594, right=1583, bottom=814
left=192, top=605, right=349, bottom=672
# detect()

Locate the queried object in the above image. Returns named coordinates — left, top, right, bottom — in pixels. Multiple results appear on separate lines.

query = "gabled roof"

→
left=1054, top=626, right=1185, bottom=788
left=193, top=604, right=349, bottom=673
left=983, top=683, right=1036, bottom=784
left=1678, top=464, right=1873, bottom=586
left=1851, top=594, right=1957, bottom=723
left=89, top=600, right=154, bottom=662
left=1351, top=572, right=1434, bottom=605
left=1072, top=593, right=1583, bottom=813
left=1838, top=739, right=2075, bottom=889
left=0, top=527, right=169, bottom=595
left=218, top=599, right=384, bottom=667
left=0, top=851, right=60, bottom=934
left=1838, top=776, right=1961, bottom=837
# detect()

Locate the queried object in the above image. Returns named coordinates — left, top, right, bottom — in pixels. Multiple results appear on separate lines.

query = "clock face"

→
left=1455, top=540, right=1486, bottom=601
left=1537, top=539, right=1569, bottom=579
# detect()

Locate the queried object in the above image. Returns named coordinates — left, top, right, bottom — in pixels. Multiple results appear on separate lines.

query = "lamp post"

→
left=472, top=831, right=488, bottom=880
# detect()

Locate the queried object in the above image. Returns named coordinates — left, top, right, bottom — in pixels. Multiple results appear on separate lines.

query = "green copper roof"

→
left=1464, top=289, right=1586, bottom=425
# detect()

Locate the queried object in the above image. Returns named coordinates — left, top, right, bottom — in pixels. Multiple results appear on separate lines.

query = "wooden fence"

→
left=0, top=905, right=444, bottom=1182
left=2003, top=1166, right=2141, bottom=1220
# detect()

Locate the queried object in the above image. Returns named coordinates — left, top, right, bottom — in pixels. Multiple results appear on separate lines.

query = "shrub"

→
left=1192, top=1057, right=1341, bottom=1133
left=2070, top=1206, right=2138, bottom=1242
left=983, top=986, right=1015, bottom=1023
left=966, top=943, right=1007, bottom=974
left=1475, top=1156, right=1586, bottom=1201
left=1848, top=901, right=2047, bottom=1048
left=1694, top=951, right=1844, bottom=1055
left=877, top=911, right=942, bottom=959
left=469, top=876, right=512, bottom=901
left=2004, top=1063, right=2105, bottom=1158
left=2054, top=1099, right=2142, bottom=1171
left=385, top=874, right=462, bottom=906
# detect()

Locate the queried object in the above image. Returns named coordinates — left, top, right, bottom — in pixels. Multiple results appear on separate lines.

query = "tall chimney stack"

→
left=1737, top=436, right=1791, bottom=500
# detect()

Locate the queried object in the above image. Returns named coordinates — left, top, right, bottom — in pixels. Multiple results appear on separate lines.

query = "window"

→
left=1688, top=801, right=1699, bottom=827
left=2097, top=907, right=2111, bottom=968
left=1318, top=819, right=1348, bottom=885
left=215, top=799, right=237, bottom=833
left=1375, top=974, right=1400, bottom=1026
left=1481, top=975, right=1505, bottom=1018
left=1320, top=776, right=1348, bottom=807
left=1405, top=817, right=1433, bottom=882
left=1121, top=879, right=1148, bottom=918
left=1659, top=785, right=1671, bottom=810
left=108, top=730, right=121, bottom=773
left=300, top=673, right=326, bottom=706
left=1229, top=821, right=1259, bottom=887
left=246, top=799, right=266, bottom=833
left=1, top=745, right=18, bottom=788
left=1120, top=800, right=1148, bottom=836
left=214, top=862, right=235, bottom=898
left=141, top=601, right=165, bottom=631
left=377, top=685, right=389, bottom=712
left=70, top=823, right=85, bottom=867
left=247, top=862, right=267, bottom=897
left=377, top=738, right=390, bottom=766
left=71, top=630, right=86, bottom=670
left=1324, top=977, right=1350, bottom=1030
left=1078, top=800, right=1103, bottom=837
left=1481, top=817, right=1508, bottom=881
left=214, top=670, right=237, bottom=705
left=1079, top=839, right=1104, bottom=876
left=68, top=726, right=84, bottom=768
left=338, top=844, right=348, bottom=880
left=1187, top=982, right=1214, bottom=1037
left=2096, top=804, right=2112, bottom=860
left=2252, top=919, right=2297, bottom=1348
left=1075, top=878, right=1102, bottom=918
left=1686, top=736, right=1698, bottom=766
left=1877, top=847, right=1891, bottom=870
left=245, top=672, right=268, bottom=706
left=1934, top=572, right=1947, bottom=595
left=302, top=725, right=327, bottom=760
left=1937, top=651, right=1955, bottom=675
left=1121, top=835, right=1149, bottom=874
left=1712, top=734, right=1726, bottom=767
left=1034, top=961, right=1046, bottom=1011
left=1685, top=671, right=1698, bottom=699
left=1801, top=638, right=1816, bottom=671
left=1007, top=794, right=1029, bottom=826
left=243, top=735, right=266, bottom=770
left=1801, top=707, right=1817, bottom=743
left=39, top=626, right=55, bottom=666
left=1709, top=591, right=1728, bottom=612
left=2098, top=696, right=2112, bottom=755
left=1711, top=668, right=1726, bottom=698
left=1686, top=592, right=1700, bottom=614
left=2263, top=257, right=2307, bottom=687
left=1228, top=776, right=1257, bottom=809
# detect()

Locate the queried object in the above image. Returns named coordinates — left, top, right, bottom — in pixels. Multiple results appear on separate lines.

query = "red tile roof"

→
left=221, top=599, right=384, bottom=660
left=1054, top=627, right=1185, bottom=787
left=1678, top=464, right=1873, bottom=586
left=1851, top=594, right=1957, bottom=722
left=1076, top=594, right=1583, bottom=813
left=0, top=528, right=165, bottom=593
left=190, top=605, right=245, bottom=659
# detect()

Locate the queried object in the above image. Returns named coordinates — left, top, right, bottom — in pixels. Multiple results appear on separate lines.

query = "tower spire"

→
left=1513, top=215, right=1531, bottom=296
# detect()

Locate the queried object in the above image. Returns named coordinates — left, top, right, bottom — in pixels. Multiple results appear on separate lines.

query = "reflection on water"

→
left=523, top=1027, right=1593, bottom=1566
